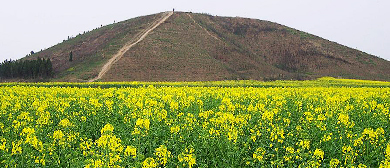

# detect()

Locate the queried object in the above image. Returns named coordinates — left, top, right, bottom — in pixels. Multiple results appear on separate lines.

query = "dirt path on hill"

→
left=88, top=11, right=173, bottom=82
left=186, top=13, right=223, bottom=43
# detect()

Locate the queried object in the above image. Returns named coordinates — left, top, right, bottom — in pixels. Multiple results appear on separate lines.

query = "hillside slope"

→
left=26, top=12, right=390, bottom=81
left=25, top=13, right=165, bottom=82
left=89, top=12, right=173, bottom=82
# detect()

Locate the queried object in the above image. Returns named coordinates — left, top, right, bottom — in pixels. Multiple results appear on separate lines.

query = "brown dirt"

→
left=27, top=13, right=163, bottom=82
left=88, top=12, right=173, bottom=82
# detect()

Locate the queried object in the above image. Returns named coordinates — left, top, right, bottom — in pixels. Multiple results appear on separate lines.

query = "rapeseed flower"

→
left=314, top=148, right=324, bottom=160
left=253, top=147, right=265, bottom=162
left=142, top=157, right=157, bottom=168
left=330, top=158, right=340, bottom=168
left=53, top=130, right=64, bottom=141
left=59, top=118, right=73, bottom=127
left=178, top=147, right=196, bottom=168
left=154, top=145, right=171, bottom=166
left=124, top=145, right=137, bottom=158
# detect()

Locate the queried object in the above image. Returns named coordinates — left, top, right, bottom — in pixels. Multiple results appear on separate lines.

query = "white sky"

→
left=0, top=0, right=389, bottom=62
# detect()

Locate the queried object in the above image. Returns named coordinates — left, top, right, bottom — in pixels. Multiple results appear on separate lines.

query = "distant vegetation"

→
left=0, top=77, right=389, bottom=88
left=69, top=51, right=73, bottom=62
left=0, top=57, right=53, bottom=79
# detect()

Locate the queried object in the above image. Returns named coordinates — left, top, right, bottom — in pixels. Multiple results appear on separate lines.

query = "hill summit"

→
left=23, top=11, right=390, bottom=82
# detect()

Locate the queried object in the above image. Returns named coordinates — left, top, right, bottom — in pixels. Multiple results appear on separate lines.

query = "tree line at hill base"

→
left=0, top=57, right=53, bottom=79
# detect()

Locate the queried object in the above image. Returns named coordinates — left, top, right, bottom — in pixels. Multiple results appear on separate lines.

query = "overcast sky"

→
left=1, top=0, right=389, bottom=62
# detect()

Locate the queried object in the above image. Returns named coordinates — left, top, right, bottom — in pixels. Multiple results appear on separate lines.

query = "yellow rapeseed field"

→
left=0, top=78, right=390, bottom=167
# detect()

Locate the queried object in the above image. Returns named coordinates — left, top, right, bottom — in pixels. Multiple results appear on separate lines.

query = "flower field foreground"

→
left=1, top=84, right=390, bottom=167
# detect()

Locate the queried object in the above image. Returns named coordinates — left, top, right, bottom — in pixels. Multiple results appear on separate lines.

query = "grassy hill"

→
left=23, top=12, right=390, bottom=82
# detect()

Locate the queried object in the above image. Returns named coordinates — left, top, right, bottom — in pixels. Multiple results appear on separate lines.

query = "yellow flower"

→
left=0, top=137, right=7, bottom=151
left=262, top=110, right=276, bottom=121
left=380, top=160, right=390, bottom=168
left=34, top=155, right=46, bottom=166
left=11, top=140, right=22, bottom=155
left=96, top=134, right=123, bottom=152
left=142, top=157, right=157, bottom=168
left=321, top=133, right=332, bottom=142
left=53, top=130, right=64, bottom=141
left=170, top=125, right=180, bottom=134
left=109, top=154, right=121, bottom=166
left=362, top=128, right=377, bottom=139
left=89, top=98, right=102, bottom=108
left=227, top=127, right=238, bottom=143
left=170, top=101, right=179, bottom=111
left=338, top=113, right=351, bottom=127
left=19, top=127, right=42, bottom=151
left=124, top=145, right=137, bottom=158
left=304, top=111, right=314, bottom=122
left=101, top=123, right=114, bottom=135
left=36, top=111, right=51, bottom=125
left=136, top=118, right=150, bottom=130
left=330, top=158, right=340, bottom=168
left=178, top=147, right=196, bottom=168
left=155, top=145, right=171, bottom=166
left=313, top=148, right=324, bottom=160
left=298, top=139, right=310, bottom=150
left=133, top=118, right=150, bottom=135
left=81, top=116, right=87, bottom=122
left=80, top=139, right=92, bottom=151
left=104, top=100, right=113, bottom=110
left=342, top=145, right=352, bottom=153
left=253, top=147, right=266, bottom=162
left=376, top=127, right=385, bottom=135
left=358, top=163, right=367, bottom=168
left=25, top=135, right=42, bottom=151
left=59, top=118, right=73, bottom=127
left=286, top=146, right=294, bottom=154
left=386, top=143, right=390, bottom=157
left=85, top=159, right=104, bottom=168
left=21, top=127, right=35, bottom=136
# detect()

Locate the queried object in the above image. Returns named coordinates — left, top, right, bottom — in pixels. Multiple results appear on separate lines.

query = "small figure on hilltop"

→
left=173, top=8, right=175, bottom=13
